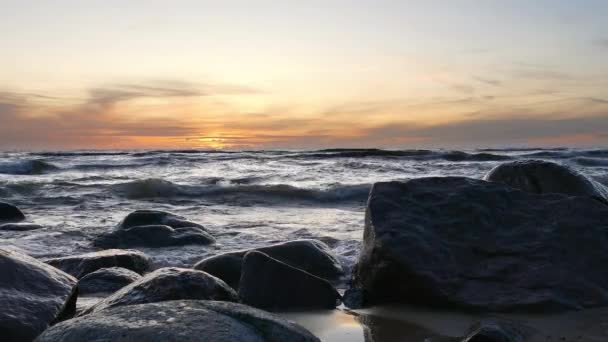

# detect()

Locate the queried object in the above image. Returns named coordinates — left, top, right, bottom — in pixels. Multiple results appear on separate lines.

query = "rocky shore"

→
left=1, top=159, right=608, bottom=341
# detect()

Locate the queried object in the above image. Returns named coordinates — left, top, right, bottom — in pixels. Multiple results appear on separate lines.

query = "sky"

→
left=1, top=0, right=607, bottom=150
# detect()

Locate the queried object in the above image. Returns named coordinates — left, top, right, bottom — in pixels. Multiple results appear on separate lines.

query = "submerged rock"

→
left=45, top=249, right=151, bottom=278
left=194, top=239, right=343, bottom=289
left=0, top=249, right=77, bottom=342
left=352, top=177, right=608, bottom=311
left=37, top=300, right=320, bottom=342
left=239, top=251, right=340, bottom=310
left=77, top=267, right=141, bottom=295
left=0, top=222, right=42, bottom=231
left=80, top=267, right=237, bottom=315
left=0, top=201, right=25, bottom=223
left=92, top=210, right=215, bottom=248
left=462, top=320, right=529, bottom=342
left=484, top=159, right=608, bottom=203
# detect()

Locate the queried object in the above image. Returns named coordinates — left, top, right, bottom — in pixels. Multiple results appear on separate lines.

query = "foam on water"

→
left=1, top=148, right=607, bottom=280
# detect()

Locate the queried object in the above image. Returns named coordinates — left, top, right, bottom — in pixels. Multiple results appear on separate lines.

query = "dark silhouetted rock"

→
left=0, top=249, right=77, bottom=342
left=92, top=210, right=215, bottom=248
left=194, top=239, right=343, bottom=289
left=45, top=249, right=151, bottom=278
left=484, top=159, right=608, bottom=204
left=0, top=202, right=25, bottom=223
left=352, top=177, right=608, bottom=311
left=80, top=267, right=237, bottom=315
left=462, top=320, right=529, bottom=342
left=77, top=267, right=141, bottom=295
left=0, top=222, right=42, bottom=231
left=37, top=300, right=320, bottom=342
left=239, top=251, right=340, bottom=310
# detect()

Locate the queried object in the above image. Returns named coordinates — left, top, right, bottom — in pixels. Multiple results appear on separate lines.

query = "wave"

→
left=111, top=178, right=370, bottom=203
left=0, top=160, right=59, bottom=175
left=32, top=151, right=131, bottom=157
left=301, top=149, right=513, bottom=162
left=571, top=157, right=608, bottom=167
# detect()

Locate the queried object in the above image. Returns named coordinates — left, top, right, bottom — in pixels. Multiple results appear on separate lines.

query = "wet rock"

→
left=343, top=288, right=367, bottom=309
left=484, top=159, right=608, bottom=204
left=0, top=222, right=42, bottom=231
left=77, top=267, right=141, bottom=295
left=45, top=249, right=151, bottom=278
left=194, top=239, right=343, bottom=289
left=0, top=201, right=25, bottom=223
left=92, top=210, right=215, bottom=248
left=239, top=251, right=340, bottom=310
left=352, top=177, right=608, bottom=311
left=0, top=249, right=77, bottom=342
left=37, top=300, right=320, bottom=342
left=80, top=267, right=238, bottom=315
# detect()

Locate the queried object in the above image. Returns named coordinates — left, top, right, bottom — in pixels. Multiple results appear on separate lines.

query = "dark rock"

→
left=342, top=288, right=367, bottom=309
left=239, top=251, right=340, bottom=310
left=0, top=249, right=77, bottom=342
left=37, top=300, right=320, bottom=342
left=94, top=224, right=215, bottom=248
left=77, top=267, right=141, bottom=295
left=92, top=210, right=215, bottom=248
left=194, top=239, right=343, bottom=289
left=352, top=177, right=608, bottom=311
left=462, top=320, right=529, bottom=342
left=484, top=159, right=608, bottom=204
left=0, top=222, right=42, bottom=231
left=80, top=267, right=238, bottom=315
left=45, top=249, right=151, bottom=279
left=0, top=202, right=25, bottom=223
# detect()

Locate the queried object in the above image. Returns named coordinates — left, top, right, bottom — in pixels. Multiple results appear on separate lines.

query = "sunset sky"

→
left=1, top=0, right=608, bottom=149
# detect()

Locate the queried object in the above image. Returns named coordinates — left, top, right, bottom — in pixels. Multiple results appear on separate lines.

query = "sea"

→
left=2, top=148, right=608, bottom=285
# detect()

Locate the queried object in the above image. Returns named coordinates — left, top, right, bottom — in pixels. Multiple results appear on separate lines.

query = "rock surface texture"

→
left=92, top=210, right=215, bottom=248
left=239, top=251, right=341, bottom=310
left=37, top=300, right=320, bottom=342
left=194, top=239, right=343, bottom=289
left=77, top=267, right=142, bottom=295
left=352, top=177, right=608, bottom=311
left=80, top=267, right=238, bottom=315
left=0, top=249, right=77, bottom=342
left=484, top=159, right=608, bottom=203
left=45, top=249, right=151, bottom=278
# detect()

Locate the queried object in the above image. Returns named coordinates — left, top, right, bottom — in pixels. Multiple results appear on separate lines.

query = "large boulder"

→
left=0, top=249, right=77, bottom=342
left=45, top=249, right=151, bottom=278
left=484, top=159, right=608, bottom=204
left=239, top=251, right=340, bottom=310
left=77, top=267, right=141, bottom=295
left=92, top=210, right=215, bottom=248
left=0, top=202, right=25, bottom=223
left=80, top=267, right=238, bottom=315
left=352, top=177, right=608, bottom=311
left=194, top=239, right=343, bottom=289
left=37, top=300, right=320, bottom=342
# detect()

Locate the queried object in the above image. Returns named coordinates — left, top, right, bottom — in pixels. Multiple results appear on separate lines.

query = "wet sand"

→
left=282, top=304, right=608, bottom=342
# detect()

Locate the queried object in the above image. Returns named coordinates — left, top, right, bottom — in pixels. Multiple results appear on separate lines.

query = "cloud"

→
left=595, top=39, right=608, bottom=48
left=473, top=76, right=502, bottom=87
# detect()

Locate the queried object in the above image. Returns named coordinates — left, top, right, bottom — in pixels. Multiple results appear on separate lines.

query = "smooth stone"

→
left=80, top=267, right=238, bottom=315
left=239, top=251, right=340, bottom=310
left=45, top=249, right=151, bottom=278
left=352, top=177, right=608, bottom=311
left=484, top=159, right=608, bottom=204
left=36, top=300, right=320, bottom=342
left=194, top=239, right=343, bottom=289
left=77, top=267, right=141, bottom=295
left=93, top=224, right=214, bottom=248
left=0, top=201, right=25, bottom=223
left=0, top=222, right=42, bottom=231
left=92, top=210, right=215, bottom=248
left=0, top=249, right=77, bottom=342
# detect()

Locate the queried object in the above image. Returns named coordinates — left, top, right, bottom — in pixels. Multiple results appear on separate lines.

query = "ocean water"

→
left=1, top=148, right=608, bottom=283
